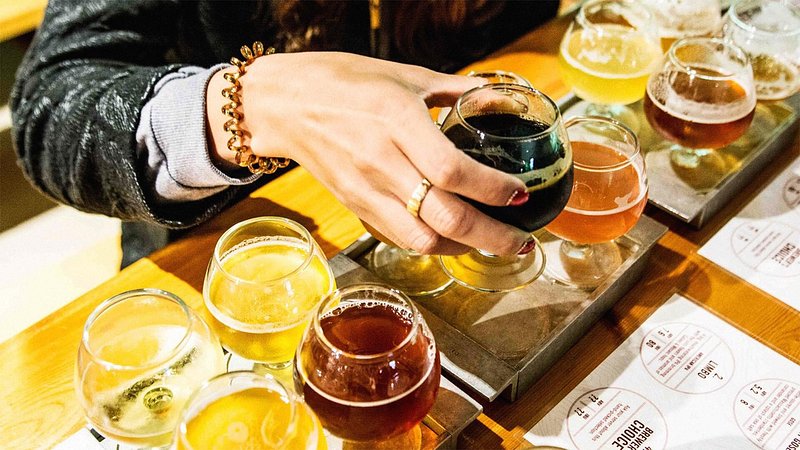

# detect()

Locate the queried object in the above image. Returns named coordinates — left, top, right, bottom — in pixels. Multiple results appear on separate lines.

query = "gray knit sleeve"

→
left=136, top=64, right=261, bottom=204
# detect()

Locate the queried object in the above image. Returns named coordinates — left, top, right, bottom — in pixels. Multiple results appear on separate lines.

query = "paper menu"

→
left=698, top=156, right=800, bottom=311
left=524, top=293, right=800, bottom=450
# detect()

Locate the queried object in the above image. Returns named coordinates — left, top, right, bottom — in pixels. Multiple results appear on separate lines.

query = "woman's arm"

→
left=11, top=0, right=242, bottom=228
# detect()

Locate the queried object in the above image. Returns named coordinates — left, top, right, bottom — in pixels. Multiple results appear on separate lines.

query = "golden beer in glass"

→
left=203, top=217, right=334, bottom=370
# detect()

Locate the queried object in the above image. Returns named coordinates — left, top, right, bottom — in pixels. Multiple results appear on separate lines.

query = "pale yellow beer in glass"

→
left=203, top=217, right=335, bottom=370
left=75, top=289, right=226, bottom=448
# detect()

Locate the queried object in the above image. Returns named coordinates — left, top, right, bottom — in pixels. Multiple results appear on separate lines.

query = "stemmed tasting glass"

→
left=722, top=0, right=800, bottom=100
left=543, top=116, right=648, bottom=289
left=641, top=0, right=722, bottom=52
left=294, top=284, right=440, bottom=447
left=438, top=83, right=573, bottom=292
left=75, top=289, right=226, bottom=448
left=203, top=216, right=335, bottom=372
left=558, top=0, right=662, bottom=130
left=365, top=70, right=532, bottom=297
left=174, top=371, right=324, bottom=450
left=643, top=37, right=757, bottom=179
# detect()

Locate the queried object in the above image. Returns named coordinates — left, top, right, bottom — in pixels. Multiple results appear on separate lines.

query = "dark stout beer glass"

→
left=294, top=284, right=440, bottom=445
left=438, top=83, right=573, bottom=292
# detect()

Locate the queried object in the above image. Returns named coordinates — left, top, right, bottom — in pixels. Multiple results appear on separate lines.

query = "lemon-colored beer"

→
left=205, top=237, right=334, bottom=365
left=177, top=387, right=325, bottom=450
left=559, top=24, right=662, bottom=105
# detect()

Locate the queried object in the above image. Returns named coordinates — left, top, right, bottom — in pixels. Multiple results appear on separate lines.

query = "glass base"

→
left=543, top=239, right=623, bottom=290
left=584, top=103, right=641, bottom=134
left=666, top=144, right=732, bottom=192
left=366, top=242, right=453, bottom=296
left=439, top=236, right=546, bottom=293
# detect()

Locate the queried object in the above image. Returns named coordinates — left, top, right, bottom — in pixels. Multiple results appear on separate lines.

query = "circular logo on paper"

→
left=566, top=387, right=668, bottom=450
left=729, top=221, right=800, bottom=277
left=639, top=323, right=734, bottom=394
left=734, top=379, right=800, bottom=450
left=784, top=176, right=800, bottom=216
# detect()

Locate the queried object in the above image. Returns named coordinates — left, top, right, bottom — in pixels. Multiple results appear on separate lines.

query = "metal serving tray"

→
left=559, top=93, right=800, bottom=228
left=338, top=215, right=667, bottom=402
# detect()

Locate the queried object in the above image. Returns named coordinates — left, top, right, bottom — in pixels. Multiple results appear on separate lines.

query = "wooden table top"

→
left=2, top=11, right=799, bottom=450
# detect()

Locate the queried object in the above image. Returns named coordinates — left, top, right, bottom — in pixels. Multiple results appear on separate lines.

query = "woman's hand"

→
left=207, top=52, right=532, bottom=256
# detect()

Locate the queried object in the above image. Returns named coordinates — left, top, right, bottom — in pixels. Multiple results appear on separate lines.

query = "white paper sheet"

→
left=698, top=156, right=800, bottom=311
left=525, top=293, right=800, bottom=450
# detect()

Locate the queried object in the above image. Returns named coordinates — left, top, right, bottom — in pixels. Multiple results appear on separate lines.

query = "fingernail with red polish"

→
left=517, top=237, right=537, bottom=255
left=506, top=189, right=529, bottom=206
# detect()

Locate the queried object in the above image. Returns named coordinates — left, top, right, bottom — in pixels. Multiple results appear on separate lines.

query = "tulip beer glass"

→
left=438, top=83, right=573, bottom=292
left=203, top=217, right=335, bottom=370
left=294, top=284, right=440, bottom=445
left=644, top=37, right=757, bottom=173
left=544, top=116, right=648, bottom=289
left=75, top=289, right=225, bottom=448
left=559, top=0, right=662, bottom=127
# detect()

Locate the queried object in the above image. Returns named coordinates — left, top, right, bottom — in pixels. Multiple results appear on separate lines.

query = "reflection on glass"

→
left=644, top=37, right=757, bottom=182
left=438, top=83, right=572, bottom=292
left=75, top=289, right=225, bottom=448
left=641, top=0, right=722, bottom=52
left=558, top=0, right=662, bottom=129
left=544, top=116, right=648, bottom=289
left=203, top=217, right=335, bottom=370
left=175, top=371, right=324, bottom=450
left=294, top=284, right=440, bottom=447
left=722, top=0, right=800, bottom=100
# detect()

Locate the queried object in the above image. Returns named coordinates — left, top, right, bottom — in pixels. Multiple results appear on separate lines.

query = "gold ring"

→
left=406, top=178, right=433, bottom=218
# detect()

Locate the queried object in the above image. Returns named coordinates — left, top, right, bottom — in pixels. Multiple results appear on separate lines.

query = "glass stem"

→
left=560, top=240, right=594, bottom=261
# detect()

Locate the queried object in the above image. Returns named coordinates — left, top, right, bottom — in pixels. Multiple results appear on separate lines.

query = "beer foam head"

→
left=647, top=70, right=756, bottom=124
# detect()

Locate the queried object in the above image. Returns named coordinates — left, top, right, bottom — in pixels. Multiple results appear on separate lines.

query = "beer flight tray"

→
left=335, top=215, right=667, bottom=403
left=559, top=93, right=800, bottom=229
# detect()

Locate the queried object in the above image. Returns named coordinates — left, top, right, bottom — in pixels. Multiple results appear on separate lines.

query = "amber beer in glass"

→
left=644, top=37, right=756, bottom=170
left=544, top=116, right=648, bottom=289
left=294, top=284, right=440, bottom=443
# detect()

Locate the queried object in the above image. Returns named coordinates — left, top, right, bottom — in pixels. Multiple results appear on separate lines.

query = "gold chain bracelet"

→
left=221, top=41, right=291, bottom=174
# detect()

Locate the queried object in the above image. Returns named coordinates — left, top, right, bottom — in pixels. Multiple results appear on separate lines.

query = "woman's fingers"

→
left=390, top=110, right=527, bottom=207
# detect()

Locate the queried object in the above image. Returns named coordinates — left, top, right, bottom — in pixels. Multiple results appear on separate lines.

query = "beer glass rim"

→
left=454, top=83, right=562, bottom=141
left=564, top=115, right=641, bottom=172
left=667, top=37, right=751, bottom=80
left=576, top=0, right=654, bottom=31
left=212, top=216, right=316, bottom=286
left=311, top=283, right=422, bottom=360
left=81, top=288, right=194, bottom=371
left=176, top=370, right=300, bottom=450
left=465, top=69, right=533, bottom=88
left=728, top=0, right=800, bottom=38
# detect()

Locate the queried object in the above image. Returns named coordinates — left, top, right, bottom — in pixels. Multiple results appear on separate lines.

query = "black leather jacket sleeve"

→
left=10, top=0, right=241, bottom=229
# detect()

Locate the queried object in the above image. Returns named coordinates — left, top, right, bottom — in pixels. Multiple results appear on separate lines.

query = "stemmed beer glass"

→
left=643, top=37, right=757, bottom=176
left=294, top=284, right=440, bottom=447
left=75, top=289, right=226, bottom=448
left=544, top=116, right=648, bottom=289
left=175, top=371, right=324, bottom=449
left=203, top=217, right=335, bottom=371
left=722, top=0, right=800, bottom=100
left=438, top=83, right=573, bottom=292
left=558, top=0, right=662, bottom=129
left=366, top=70, right=532, bottom=297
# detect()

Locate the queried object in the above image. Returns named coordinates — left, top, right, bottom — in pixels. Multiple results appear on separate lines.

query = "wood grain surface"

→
left=2, top=9, right=799, bottom=450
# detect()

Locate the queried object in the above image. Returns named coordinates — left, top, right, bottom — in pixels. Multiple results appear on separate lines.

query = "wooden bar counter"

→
left=2, top=12, right=799, bottom=450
